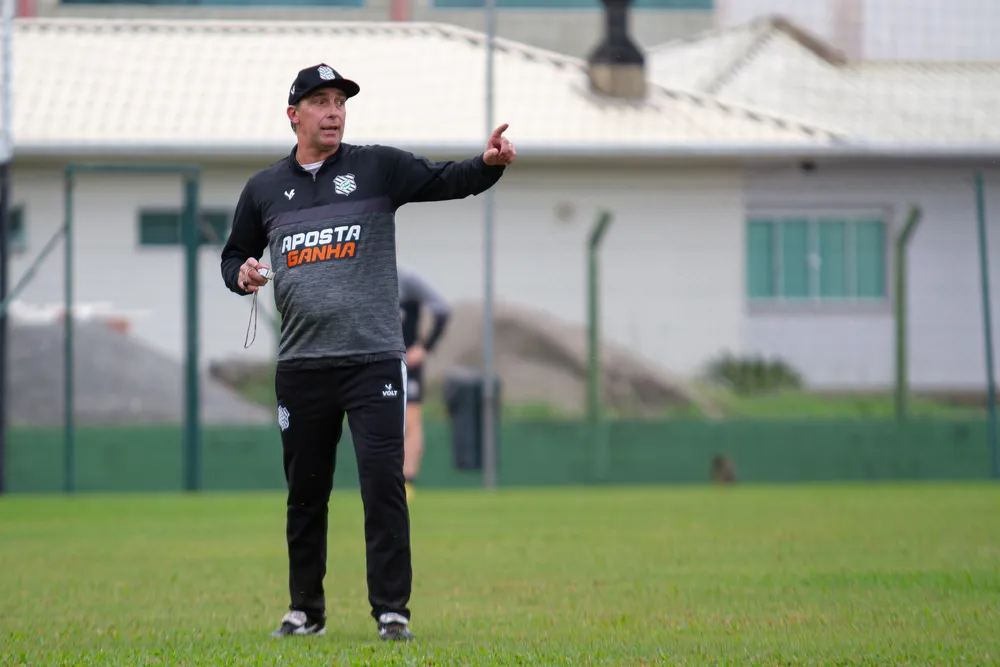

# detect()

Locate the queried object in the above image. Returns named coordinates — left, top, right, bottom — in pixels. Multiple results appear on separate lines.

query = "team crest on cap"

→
left=334, top=173, right=357, bottom=196
left=318, top=65, right=337, bottom=80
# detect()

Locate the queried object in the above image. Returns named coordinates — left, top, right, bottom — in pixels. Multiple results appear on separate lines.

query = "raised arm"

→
left=221, top=179, right=269, bottom=296
left=381, top=123, right=517, bottom=208
left=381, top=148, right=504, bottom=207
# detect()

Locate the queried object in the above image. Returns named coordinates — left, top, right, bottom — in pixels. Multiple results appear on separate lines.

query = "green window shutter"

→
left=780, top=219, right=810, bottom=298
left=140, top=209, right=232, bottom=246
left=140, top=211, right=181, bottom=246
left=818, top=219, right=847, bottom=298
left=855, top=219, right=886, bottom=298
left=8, top=206, right=26, bottom=252
left=747, top=219, right=776, bottom=298
left=432, top=0, right=712, bottom=8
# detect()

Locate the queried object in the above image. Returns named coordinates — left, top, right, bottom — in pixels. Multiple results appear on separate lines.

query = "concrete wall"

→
left=33, top=0, right=713, bottom=58
left=8, top=159, right=745, bottom=381
left=744, top=162, right=1000, bottom=391
left=718, top=0, right=1000, bottom=61
left=7, top=162, right=280, bottom=369
left=395, top=163, right=746, bottom=379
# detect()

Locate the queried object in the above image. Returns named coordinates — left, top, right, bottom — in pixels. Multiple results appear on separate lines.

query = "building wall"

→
left=32, top=0, right=713, bottom=59
left=743, top=162, right=1000, bottom=391
left=9, top=159, right=745, bottom=380
left=32, top=0, right=1000, bottom=64
left=718, top=0, right=1000, bottom=62
left=7, top=163, right=283, bottom=370
left=395, top=163, right=746, bottom=379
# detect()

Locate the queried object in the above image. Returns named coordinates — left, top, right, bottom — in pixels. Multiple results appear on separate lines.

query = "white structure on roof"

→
left=717, top=0, right=1000, bottom=62
left=648, top=15, right=1000, bottom=143
left=5, top=15, right=1000, bottom=397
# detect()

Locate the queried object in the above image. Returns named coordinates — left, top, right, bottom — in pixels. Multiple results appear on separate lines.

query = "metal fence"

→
left=3, top=0, right=1000, bottom=492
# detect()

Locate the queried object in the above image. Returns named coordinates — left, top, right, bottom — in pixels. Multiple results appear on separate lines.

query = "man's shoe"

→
left=270, top=610, right=326, bottom=637
left=377, top=612, right=414, bottom=641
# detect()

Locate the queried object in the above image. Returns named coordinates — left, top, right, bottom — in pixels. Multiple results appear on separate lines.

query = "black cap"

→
left=288, top=63, right=360, bottom=105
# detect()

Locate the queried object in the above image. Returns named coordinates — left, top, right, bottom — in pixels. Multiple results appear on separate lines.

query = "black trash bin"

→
left=443, top=366, right=502, bottom=471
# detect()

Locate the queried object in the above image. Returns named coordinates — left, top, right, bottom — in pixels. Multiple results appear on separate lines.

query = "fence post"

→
left=894, top=205, right=921, bottom=422
left=61, top=162, right=202, bottom=493
left=0, top=160, right=8, bottom=494
left=63, top=167, right=75, bottom=493
left=587, top=210, right=612, bottom=482
left=182, top=173, right=201, bottom=492
left=975, top=171, right=1000, bottom=480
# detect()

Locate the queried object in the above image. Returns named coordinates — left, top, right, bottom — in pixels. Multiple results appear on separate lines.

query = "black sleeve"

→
left=220, top=178, right=268, bottom=296
left=377, top=145, right=506, bottom=208
left=422, top=310, right=450, bottom=353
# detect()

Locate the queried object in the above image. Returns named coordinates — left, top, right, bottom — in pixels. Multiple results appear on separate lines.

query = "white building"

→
left=716, top=0, right=1000, bottom=62
left=5, top=16, right=1000, bottom=392
left=27, top=0, right=1000, bottom=67
left=25, top=0, right=715, bottom=60
left=648, top=16, right=1000, bottom=390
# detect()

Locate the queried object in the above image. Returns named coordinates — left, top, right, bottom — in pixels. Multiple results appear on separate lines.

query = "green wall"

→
left=4, top=417, right=993, bottom=494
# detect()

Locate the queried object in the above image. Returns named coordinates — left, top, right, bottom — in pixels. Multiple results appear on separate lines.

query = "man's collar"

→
left=288, top=144, right=347, bottom=172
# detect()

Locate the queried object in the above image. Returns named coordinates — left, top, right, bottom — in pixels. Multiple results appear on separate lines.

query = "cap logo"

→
left=317, top=65, right=336, bottom=80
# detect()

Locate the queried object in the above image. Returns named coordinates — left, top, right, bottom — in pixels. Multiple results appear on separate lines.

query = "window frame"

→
left=431, top=0, right=710, bottom=7
left=745, top=204, right=894, bottom=314
left=62, top=0, right=365, bottom=7
left=137, top=208, right=233, bottom=248
left=7, top=205, right=27, bottom=254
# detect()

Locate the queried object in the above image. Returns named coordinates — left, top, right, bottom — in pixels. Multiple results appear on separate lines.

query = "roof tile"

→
left=648, top=16, right=1000, bottom=143
left=8, top=17, right=840, bottom=153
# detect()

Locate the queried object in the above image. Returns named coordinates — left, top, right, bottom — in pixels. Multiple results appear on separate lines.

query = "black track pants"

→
left=274, top=357, right=411, bottom=622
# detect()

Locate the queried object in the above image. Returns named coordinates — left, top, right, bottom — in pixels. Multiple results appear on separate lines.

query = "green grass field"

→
left=2, top=484, right=998, bottom=666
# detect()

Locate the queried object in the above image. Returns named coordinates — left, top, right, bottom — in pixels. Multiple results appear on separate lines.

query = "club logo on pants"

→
left=281, top=225, right=362, bottom=268
left=277, top=404, right=290, bottom=431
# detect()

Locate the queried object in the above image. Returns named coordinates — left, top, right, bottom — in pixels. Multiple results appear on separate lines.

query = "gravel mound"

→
left=420, top=301, right=703, bottom=416
left=209, top=300, right=712, bottom=418
left=9, top=321, right=272, bottom=427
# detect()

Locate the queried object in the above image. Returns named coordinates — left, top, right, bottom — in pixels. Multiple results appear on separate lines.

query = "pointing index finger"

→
left=490, top=123, right=509, bottom=141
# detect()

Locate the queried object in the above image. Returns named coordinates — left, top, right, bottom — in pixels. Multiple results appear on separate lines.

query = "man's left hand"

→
left=483, top=123, right=517, bottom=166
left=407, top=345, right=427, bottom=367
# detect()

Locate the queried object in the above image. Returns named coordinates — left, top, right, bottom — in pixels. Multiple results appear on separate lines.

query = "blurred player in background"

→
left=397, top=266, right=451, bottom=502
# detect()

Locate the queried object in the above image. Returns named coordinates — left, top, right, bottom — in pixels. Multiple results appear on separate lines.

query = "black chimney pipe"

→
left=587, top=0, right=644, bottom=68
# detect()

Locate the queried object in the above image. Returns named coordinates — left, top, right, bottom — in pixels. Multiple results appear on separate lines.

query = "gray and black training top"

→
left=220, top=143, right=505, bottom=369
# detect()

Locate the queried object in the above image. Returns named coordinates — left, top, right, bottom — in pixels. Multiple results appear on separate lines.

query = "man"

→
left=219, top=63, right=516, bottom=643
left=396, top=265, right=452, bottom=502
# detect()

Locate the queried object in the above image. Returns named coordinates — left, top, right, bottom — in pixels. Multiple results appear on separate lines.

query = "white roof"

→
left=648, top=16, right=1000, bottom=145
left=5, top=17, right=842, bottom=159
